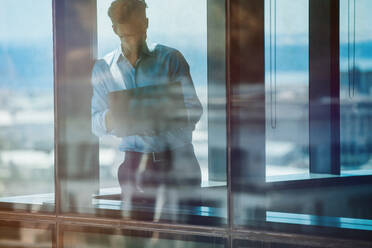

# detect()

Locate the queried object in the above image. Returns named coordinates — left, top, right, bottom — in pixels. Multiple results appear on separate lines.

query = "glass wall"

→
left=234, top=239, right=317, bottom=248
left=340, top=0, right=372, bottom=174
left=56, top=0, right=227, bottom=225
left=97, top=0, right=211, bottom=188
left=1, top=0, right=372, bottom=247
left=63, top=225, right=225, bottom=248
left=233, top=0, right=372, bottom=239
left=0, top=221, right=53, bottom=248
left=0, top=0, right=54, bottom=211
left=265, top=0, right=309, bottom=181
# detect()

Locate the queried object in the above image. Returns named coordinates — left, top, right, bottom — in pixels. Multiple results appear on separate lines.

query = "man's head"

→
left=108, top=0, right=148, bottom=53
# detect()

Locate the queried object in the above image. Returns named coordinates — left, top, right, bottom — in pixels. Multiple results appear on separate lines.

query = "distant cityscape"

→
left=0, top=42, right=371, bottom=197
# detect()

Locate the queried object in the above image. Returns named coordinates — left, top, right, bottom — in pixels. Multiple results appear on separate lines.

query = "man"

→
left=91, top=0, right=203, bottom=212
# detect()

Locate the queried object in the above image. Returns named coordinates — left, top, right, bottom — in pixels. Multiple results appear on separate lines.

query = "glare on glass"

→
left=59, top=0, right=228, bottom=224
left=0, top=0, right=54, bottom=210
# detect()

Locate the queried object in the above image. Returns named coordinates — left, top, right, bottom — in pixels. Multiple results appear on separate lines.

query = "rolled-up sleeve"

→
left=169, top=50, right=203, bottom=129
left=91, top=60, right=110, bottom=137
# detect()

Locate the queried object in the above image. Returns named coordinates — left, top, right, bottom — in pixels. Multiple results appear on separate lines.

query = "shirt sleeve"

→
left=169, top=50, right=203, bottom=130
left=91, top=59, right=111, bottom=137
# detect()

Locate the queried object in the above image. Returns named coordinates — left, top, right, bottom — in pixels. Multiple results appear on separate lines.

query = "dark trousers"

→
left=117, top=144, right=202, bottom=219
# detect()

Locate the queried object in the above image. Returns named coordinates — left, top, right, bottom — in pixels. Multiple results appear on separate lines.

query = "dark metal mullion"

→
left=53, top=0, right=98, bottom=246
left=54, top=0, right=99, bottom=215
left=226, top=0, right=233, bottom=246
left=53, top=0, right=68, bottom=246
left=229, top=0, right=266, bottom=235
left=329, top=0, right=341, bottom=175
left=52, top=0, right=62, bottom=246
left=309, top=0, right=340, bottom=175
left=52, top=0, right=60, bottom=219
left=53, top=0, right=65, bottom=219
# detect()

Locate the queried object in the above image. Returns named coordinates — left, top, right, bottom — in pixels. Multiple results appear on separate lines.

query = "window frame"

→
left=0, top=0, right=371, bottom=247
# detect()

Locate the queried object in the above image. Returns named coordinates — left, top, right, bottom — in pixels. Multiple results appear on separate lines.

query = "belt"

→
left=125, top=144, right=192, bottom=163
left=150, top=149, right=171, bottom=163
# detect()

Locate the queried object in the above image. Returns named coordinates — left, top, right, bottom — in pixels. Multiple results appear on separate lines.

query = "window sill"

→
left=266, top=170, right=372, bottom=183
left=267, top=211, right=372, bottom=231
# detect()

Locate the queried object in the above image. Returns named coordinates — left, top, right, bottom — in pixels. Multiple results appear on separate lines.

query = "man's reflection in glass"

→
left=91, top=0, right=203, bottom=219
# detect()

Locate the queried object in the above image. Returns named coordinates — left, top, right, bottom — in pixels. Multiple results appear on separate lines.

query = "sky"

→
left=1, top=0, right=372, bottom=47
left=2, top=0, right=372, bottom=46
left=0, top=0, right=53, bottom=46
left=1, top=0, right=372, bottom=90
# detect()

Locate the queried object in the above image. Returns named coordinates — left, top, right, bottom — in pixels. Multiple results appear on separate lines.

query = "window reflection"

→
left=340, top=0, right=372, bottom=173
left=265, top=0, right=309, bottom=181
left=234, top=239, right=318, bottom=248
left=0, top=222, right=53, bottom=248
left=97, top=0, right=209, bottom=186
left=0, top=0, right=54, bottom=210
left=88, top=0, right=227, bottom=224
left=63, top=226, right=225, bottom=248
left=233, top=0, right=372, bottom=236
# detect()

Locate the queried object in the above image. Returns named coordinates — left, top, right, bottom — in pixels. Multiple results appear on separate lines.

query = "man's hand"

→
left=105, top=110, right=114, bottom=132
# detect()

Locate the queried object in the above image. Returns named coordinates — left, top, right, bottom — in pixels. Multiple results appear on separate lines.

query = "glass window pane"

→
left=234, top=239, right=318, bottom=248
left=97, top=0, right=211, bottom=187
left=60, top=0, right=227, bottom=225
left=232, top=0, right=372, bottom=240
left=63, top=226, right=225, bottom=248
left=265, top=0, right=309, bottom=182
left=0, top=221, right=53, bottom=247
left=0, top=0, right=54, bottom=211
left=340, top=0, right=372, bottom=174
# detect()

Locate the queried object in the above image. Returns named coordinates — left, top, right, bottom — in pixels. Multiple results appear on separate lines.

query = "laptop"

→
left=108, top=81, right=189, bottom=137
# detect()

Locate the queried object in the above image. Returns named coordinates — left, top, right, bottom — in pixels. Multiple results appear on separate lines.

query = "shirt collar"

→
left=114, top=41, right=155, bottom=64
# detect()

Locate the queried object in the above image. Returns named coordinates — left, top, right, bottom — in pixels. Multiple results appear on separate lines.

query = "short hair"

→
left=108, top=0, right=147, bottom=24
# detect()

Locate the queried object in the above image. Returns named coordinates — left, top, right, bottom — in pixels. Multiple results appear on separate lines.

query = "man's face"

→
left=113, top=15, right=148, bottom=52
